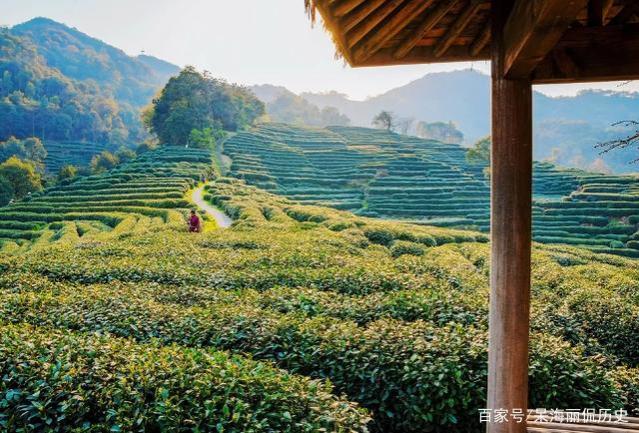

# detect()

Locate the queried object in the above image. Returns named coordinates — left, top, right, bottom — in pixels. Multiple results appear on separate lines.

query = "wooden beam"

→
left=352, top=0, right=436, bottom=63
left=346, top=0, right=406, bottom=48
left=609, top=2, right=639, bottom=25
left=487, top=2, right=532, bottom=433
left=587, top=0, right=612, bottom=26
left=470, top=19, right=491, bottom=56
left=333, top=0, right=367, bottom=17
left=533, top=23, right=639, bottom=83
left=393, top=0, right=459, bottom=59
left=502, top=0, right=588, bottom=79
left=434, top=0, right=483, bottom=58
left=340, top=0, right=386, bottom=33
left=353, top=44, right=489, bottom=67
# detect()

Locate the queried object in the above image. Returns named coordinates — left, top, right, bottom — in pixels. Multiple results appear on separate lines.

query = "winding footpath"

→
left=191, top=182, right=233, bottom=228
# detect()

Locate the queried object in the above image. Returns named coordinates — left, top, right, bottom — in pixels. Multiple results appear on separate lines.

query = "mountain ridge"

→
left=262, top=70, right=639, bottom=173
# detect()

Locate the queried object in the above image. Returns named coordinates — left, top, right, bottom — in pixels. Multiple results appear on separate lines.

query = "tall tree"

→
left=372, top=111, right=396, bottom=131
left=0, top=176, right=14, bottom=206
left=0, top=156, right=42, bottom=199
left=147, top=66, right=264, bottom=146
left=466, top=136, right=491, bottom=164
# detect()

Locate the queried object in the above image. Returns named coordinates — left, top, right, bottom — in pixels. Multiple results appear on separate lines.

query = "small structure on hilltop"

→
left=304, top=1, right=639, bottom=432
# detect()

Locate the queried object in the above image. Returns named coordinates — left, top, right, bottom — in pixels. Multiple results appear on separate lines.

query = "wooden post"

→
left=487, top=1, right=533, bottom=433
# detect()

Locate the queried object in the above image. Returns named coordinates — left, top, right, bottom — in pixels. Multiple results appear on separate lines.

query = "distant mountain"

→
left=250, top=84, right=295, bottom=104
left=12, top=17, right=179, bottom=107
left=250, top=84, right=350, bottom=127
left=297, top=70, right=639, bottom=173
left=0, top=17, right=180, bottom=146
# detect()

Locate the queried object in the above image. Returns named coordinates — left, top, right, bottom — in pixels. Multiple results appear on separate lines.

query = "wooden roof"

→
left=306, top=0, right=639, bottom=83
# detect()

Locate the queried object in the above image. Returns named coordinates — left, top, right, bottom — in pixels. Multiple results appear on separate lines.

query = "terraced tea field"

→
left=224, top=124, right=639, bottom=257
left=43, top=141, right=113, bottom=173
left=0, top=146, right=213, bottom=252
left=3, top=175, right=639, bottom=432
left=2, top=145, right=639, bottom=432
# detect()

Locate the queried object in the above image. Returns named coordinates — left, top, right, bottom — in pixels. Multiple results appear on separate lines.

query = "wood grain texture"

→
left=502, top=0, right=588, bottom=78
left=393, top=0, right=460, bottom=59
left=532, top=23, right=639, bottom=83
left=352, top=0, right=436, bottom=62
left=487, top=2, right=532, bottom=433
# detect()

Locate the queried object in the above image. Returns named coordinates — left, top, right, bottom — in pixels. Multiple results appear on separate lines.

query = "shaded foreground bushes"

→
left=0, top=324, right=369, bottom=433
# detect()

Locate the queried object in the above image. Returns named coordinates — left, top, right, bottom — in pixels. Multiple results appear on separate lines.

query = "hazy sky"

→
left=2, top=0, right=637, bottom=100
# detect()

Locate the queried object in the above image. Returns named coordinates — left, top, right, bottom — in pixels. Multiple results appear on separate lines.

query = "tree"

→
left=91, top=151, right=119, bottom=173
left=372, top=111, right=396, bottom=131
left=22, top=137, right=47, bottom=163
left=136, top=140, right=158, bottom=154
left=396, top=117, right=415, bottom=135
left=415, top=121, right=464, bottom=144
left=189, top=128, right=221, bottom=149
left=466, top=136, right=491, bottom=164
left=596, top=120, right=639, bottom=163
left=148, top=66, right=264, bottom=146
left=0, top=176, right=14, bottom=206
left=58, top=164, right=78, bottom=181
left=0, top=156, right=42, bottom=199
left=115, top=146, right=136, bottom=163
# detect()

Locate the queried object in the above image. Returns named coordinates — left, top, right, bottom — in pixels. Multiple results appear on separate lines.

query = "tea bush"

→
left=0, top=324, right=370, bottom=433
left=223, top=124, right=639, bottom=256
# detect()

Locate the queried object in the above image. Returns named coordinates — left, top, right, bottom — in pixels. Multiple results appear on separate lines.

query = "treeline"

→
left=0, top=134, right=145, bottom=206
left=267, top=93, right=350, bottom=127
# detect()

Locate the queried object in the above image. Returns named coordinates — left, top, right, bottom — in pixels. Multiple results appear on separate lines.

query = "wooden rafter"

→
left=393, top=0, right=459, bottom=59
left=502, top=0, right=589, bottom=78
left=346, top=0, right=406, bottom=48
left=533, top=23, right=639, bottom=83
left=340, top=0, right=386, bottom=33
left=609, top=1, right=639, bottom=25
left=357, top=44, right=489, bottom=67
left=352, top=0, right=436, bottom=63
left=470, top=19, right=491, bottom=56
left=333, top=0, right=367, bottom=17
left=587, top=0, right=613, bottom=26
left=434, top=0, right=483, bottom=58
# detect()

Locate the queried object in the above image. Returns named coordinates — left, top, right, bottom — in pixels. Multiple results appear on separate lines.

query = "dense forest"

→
left=0, top=18, right=179, bottom=145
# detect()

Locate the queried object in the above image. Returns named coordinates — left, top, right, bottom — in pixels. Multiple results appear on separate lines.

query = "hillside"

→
left=223, top=123, right=639, bottom=257
left=1, top=149, right=639, bottom=431
left=12, top=18, right=179, bottom=107
left=0, top=18, right=180, bottom=147
left=0, top=146, right=213, bottom=250
left=298, top=70, right=639, bottom=173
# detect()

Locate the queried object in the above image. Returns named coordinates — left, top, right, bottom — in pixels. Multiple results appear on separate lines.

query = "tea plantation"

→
left=43, top=141, right=112, bottom=173
left=0, top=146, right=213, bottom=252
left=223, top=124, right=639, bottom=257
left=2, top=143, right=639, bottom=432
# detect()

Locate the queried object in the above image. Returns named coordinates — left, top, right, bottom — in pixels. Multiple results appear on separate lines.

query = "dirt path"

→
left=191, top=183, right=233, bottom=228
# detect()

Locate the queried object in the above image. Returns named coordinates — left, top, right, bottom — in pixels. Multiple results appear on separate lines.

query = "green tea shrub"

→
left=390, top=240, right=424, bottom=257
left=0, top=324, right=370, bottom=433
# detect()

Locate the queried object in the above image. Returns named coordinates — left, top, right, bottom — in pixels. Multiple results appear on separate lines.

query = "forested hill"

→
left=0, top=18, right=180, bottom=145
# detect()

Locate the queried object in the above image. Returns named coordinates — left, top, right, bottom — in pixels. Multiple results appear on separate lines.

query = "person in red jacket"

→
left=188, top=210, right=201, bottom=233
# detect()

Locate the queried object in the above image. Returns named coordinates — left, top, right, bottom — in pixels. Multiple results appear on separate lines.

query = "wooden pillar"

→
left=487, top=1, right=533, bottom=433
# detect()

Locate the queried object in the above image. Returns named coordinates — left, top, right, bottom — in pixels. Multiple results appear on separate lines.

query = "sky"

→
left=2, top=0, right=637, bottom=100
